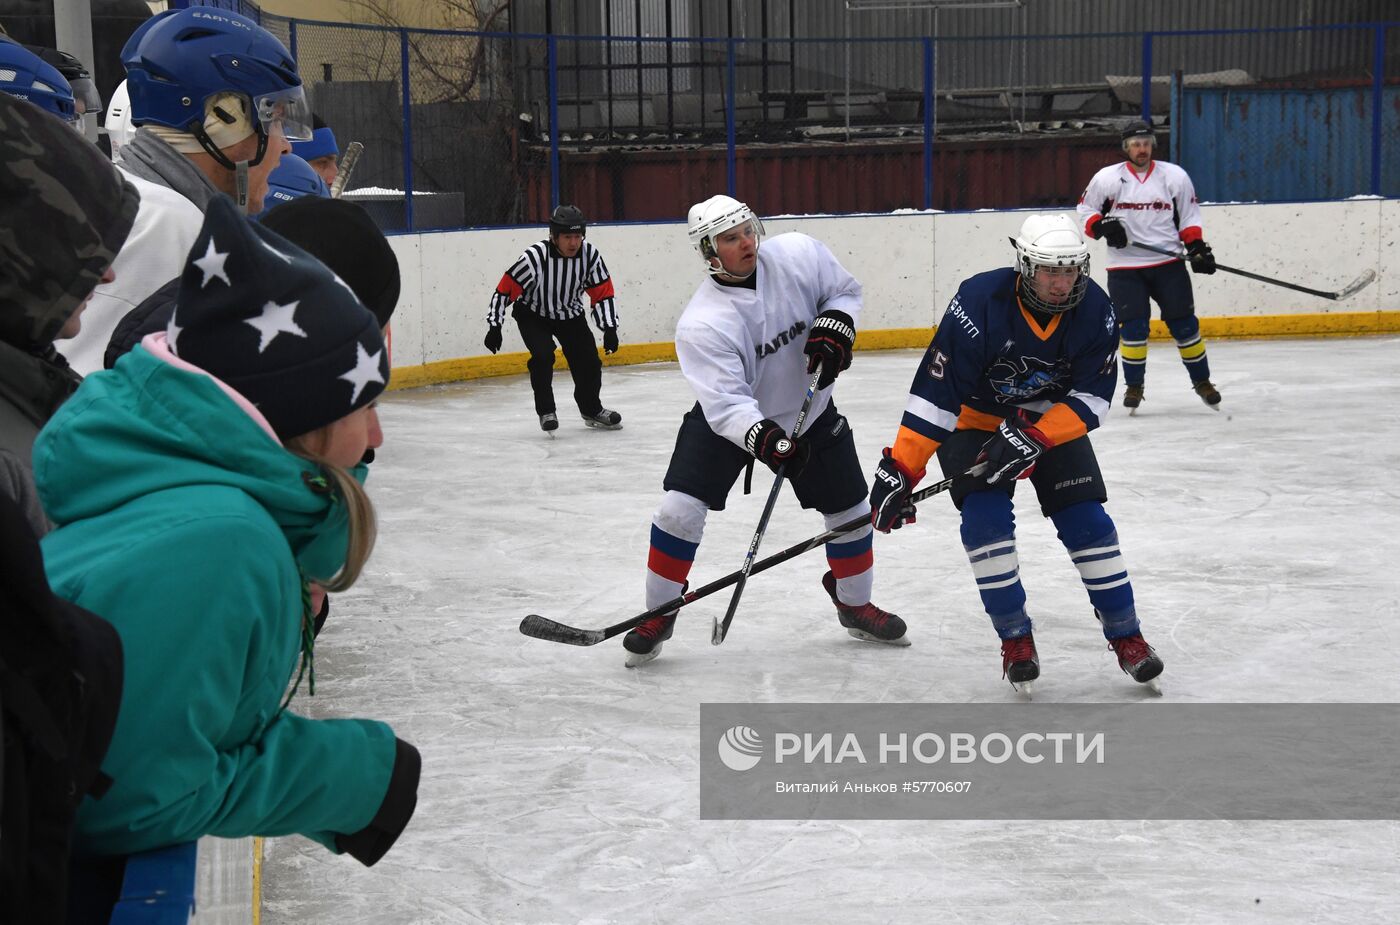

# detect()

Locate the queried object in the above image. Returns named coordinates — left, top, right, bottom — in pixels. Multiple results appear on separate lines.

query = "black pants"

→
left=512, top=306, right=603, bottom=417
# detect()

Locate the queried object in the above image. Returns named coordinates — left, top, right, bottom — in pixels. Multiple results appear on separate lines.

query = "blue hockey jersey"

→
left=891, top=267, right=1118, bottom=474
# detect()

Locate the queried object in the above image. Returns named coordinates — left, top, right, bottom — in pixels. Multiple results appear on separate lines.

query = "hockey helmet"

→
left=687, top=194, right=763, bottom=278
left=254, top=154, right=329, bottom=220
left=0, top=38, right=80, bottom=126
left=104, top=79, right=136, bottom=158
left=1010, top=213, right=1090, bottom=314
left=548, top=204, right=586, bottom=238
left=1120, top=119, right=1155, bottom=150
left=121, top=8, right=311, bottom=143
left=26, top=45, right=100, bottom=116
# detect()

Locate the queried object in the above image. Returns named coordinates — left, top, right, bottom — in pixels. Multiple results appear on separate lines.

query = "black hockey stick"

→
left=711, top=369, right=824, bottom=646
left=1131, top=240, right=1376, bottom=301
left=519, top=462, right=984, bottom=647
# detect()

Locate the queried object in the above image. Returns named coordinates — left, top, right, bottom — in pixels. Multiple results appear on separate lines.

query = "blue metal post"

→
left=1141, top=32, right=1153, bottom=123
left=287, top=20, right=298, bottom=66
left=1371, top=25, right=1385, bottom=196
left=400, top=29, right=415, bottom=231
left=923, top=37, right=934, bottom=211
left=726, top=38, right=737, bottom=197
left=548, top=35, right=561, bottom=210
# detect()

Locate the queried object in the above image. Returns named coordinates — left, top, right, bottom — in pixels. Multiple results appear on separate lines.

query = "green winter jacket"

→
left=35, top=345, right=397, bottom=857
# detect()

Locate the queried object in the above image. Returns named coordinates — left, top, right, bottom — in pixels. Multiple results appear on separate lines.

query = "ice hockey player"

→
left=1077, top=119, right=1220, bottom=411
left=483, top=205, right=623, bottom=432
left=867, top=213, right=1164, bottom=694
left=623, top=194, right=905, bottom=667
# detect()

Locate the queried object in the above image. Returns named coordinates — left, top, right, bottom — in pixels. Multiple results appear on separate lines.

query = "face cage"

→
left=698, top=216, right=764, bottom=277
left=255, top=85, right=313, bottom=142
left=1019, top=256, right=1090, bottom=314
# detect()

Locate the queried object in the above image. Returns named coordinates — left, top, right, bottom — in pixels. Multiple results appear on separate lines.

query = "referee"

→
left=485, top=205, right=623, bottom=432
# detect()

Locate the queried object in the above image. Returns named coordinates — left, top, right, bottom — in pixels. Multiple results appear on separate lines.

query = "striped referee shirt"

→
left=487, top=239, right=618, bottom=329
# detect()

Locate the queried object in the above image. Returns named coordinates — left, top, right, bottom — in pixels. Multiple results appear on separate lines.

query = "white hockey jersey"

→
left=675, top=232, right=862, bottom=450
left=1076, top=159, right=1204, bottom=271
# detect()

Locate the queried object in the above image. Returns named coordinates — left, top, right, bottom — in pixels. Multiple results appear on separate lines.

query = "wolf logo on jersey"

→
left=987, top=354, right=1064, bottom=402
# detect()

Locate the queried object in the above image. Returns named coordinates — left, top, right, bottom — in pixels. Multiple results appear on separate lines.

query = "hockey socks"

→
left=1050, top=501, right=1139, bottom=638
left=1167, top=315, right=1211, bottom=383
left=823, top=499, right=875, bottom=607
left=960, top=491, right=1031, bottom=638
left=645, top=491, right=707, bottom=609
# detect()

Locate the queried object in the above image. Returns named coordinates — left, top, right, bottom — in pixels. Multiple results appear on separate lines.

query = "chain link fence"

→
left=189, top=3, right=1400, bottom=232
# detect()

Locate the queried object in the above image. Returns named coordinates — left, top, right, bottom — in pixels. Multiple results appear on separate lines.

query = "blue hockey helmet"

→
left=120, top=8, right=312, bottom=143
left=0, top=38, right=80, bottom=126
left=255, top=154, right=329, bottom=219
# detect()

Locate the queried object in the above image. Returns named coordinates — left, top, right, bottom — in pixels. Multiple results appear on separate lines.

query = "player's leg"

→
left=626, top=404, right=747, bottom=666
left=1154, top=263, right=1220, bottom=407
left=936, top=429, right=1036, bottom=688
left=512, top=305, right=560, bottom=427
left=1030, top=437, right=1163, bottom=687
left=1107, top=270, right=1151, bottom=409
left=555, top=315, right=620, bottom=427
left=791, top=405, right=907, bottom=645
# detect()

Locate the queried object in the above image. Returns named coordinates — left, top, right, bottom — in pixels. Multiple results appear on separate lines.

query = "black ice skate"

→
left=582, top=408, right=623, bottom=430
left=1001, top=632, right=1040, bottom=697
left=1192, top=379, right=1221, bottom=410
left=822, top=571, right=909, bottom=646
left=623, top=612, right=677, bottom=667
left=539, top=411, right=559, bottom=432
left=1109, top=632, right=1164, bottom=693
left=1123, top=384, right=1144, bottom=414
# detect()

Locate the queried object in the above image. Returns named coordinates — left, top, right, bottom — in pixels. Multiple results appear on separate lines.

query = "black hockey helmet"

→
left=1120, top=119, right=1155, bottom=146
left=548, top=204, right=586, bottom=238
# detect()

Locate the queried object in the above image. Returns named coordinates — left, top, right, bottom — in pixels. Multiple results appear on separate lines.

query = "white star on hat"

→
left=194, top=238, right=232, bottom=289
left=244, top=300, right=307, bottom=353
left=338, top=342, right=385, bottom=404
left=166, top=315, right=183, bottom=353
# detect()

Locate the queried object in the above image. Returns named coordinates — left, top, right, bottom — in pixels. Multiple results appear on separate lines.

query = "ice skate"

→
left=539, top=411, right=559, bottom=433
left=1001, top=632, right=1040, bottom=698
left=1192, top=379, right=1221, bottom=410
left=822, top=571, right=909, bottom=646
left=1108, top=632, right=1164, bottom=693
left=582, top=408, right=623, bottom=430
left=623, top=612, right=677, bottom=667
left=1123, top=384, right=1144, bottom=415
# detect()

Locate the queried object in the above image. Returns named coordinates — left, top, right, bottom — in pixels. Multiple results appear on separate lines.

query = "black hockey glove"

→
left=483, top=325, right=503, bottom=354
left=602, top=327, right=619, bottom=354
left=803, top=309, right=856, bottom=389
left=1186, top=239, right=1216, bottom=275
left=745, top=418, right=810, bottom=478
left=869, top=448, right=924, bottom=533
left=1090, top=216, right=1128, bottom=248
left=978, top=413, right=1054, bottom=486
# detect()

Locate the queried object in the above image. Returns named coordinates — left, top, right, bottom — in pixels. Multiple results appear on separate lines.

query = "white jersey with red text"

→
left=675, top=232, right=862, bottom=450
left=1076, top=159, right=1204, bottom=270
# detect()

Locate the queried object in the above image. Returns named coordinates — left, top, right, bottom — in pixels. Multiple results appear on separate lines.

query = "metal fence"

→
left=186, top=2, right=1400, bottom=232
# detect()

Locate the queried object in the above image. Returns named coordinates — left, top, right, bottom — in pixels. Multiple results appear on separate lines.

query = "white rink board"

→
left=384, top=199, right=1395, bottom=369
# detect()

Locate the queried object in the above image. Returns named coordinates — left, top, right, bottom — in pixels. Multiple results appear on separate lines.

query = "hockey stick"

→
left=712, top=369, right=824, bottom=646
left=1131, top=240, right=1376, bottom=301
left=329, top=141, right=364, bottom=199
left=519, top=462, right=985, bottom=647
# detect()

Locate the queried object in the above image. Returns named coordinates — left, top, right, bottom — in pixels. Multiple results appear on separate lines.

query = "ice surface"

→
left=262, top=337, right=1400, bottom=923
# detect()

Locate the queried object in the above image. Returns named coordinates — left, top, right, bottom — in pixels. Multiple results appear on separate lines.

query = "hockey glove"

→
left=602, top=327, right=619, bottom=354
left=1186, top=239, right=1217, bottom=275
left=804, top=309, right=856, bottom=389
left=869, top=448, right=924, bottom=532
left=978, top=413, right=1054, bottom=485
left=1090, top=216, right=1128, bottom=248
left=483, top=325, right=503, bottom=354
left=745, top=418, right=810, bottom=478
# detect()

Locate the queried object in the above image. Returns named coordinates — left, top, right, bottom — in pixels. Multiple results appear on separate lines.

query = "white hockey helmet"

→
left=687, top=194, right=763, bottom=278
left=104, top=79, right=134, bottom=159
left=1011, top=213, right=1090, bottom=314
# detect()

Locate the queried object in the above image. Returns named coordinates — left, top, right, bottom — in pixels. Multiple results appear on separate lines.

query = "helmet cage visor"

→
left=1018, top=251, right=1090, bottom=314
left=254, top=85, right=312, bottom=141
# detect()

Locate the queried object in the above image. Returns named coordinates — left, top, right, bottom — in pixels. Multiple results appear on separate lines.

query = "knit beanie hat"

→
left=168, top=195, right=389, bottom=439
left=260, top=197, right=400, bottom=328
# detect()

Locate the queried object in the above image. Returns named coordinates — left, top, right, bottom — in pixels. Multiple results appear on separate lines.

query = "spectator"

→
left=37, top=196, right=419, bottom=883
left=0, top=92, right=138, bottom=535
left=0, top=37, right=82, bottom=128
left=64, top=7, right=311, bottom=375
